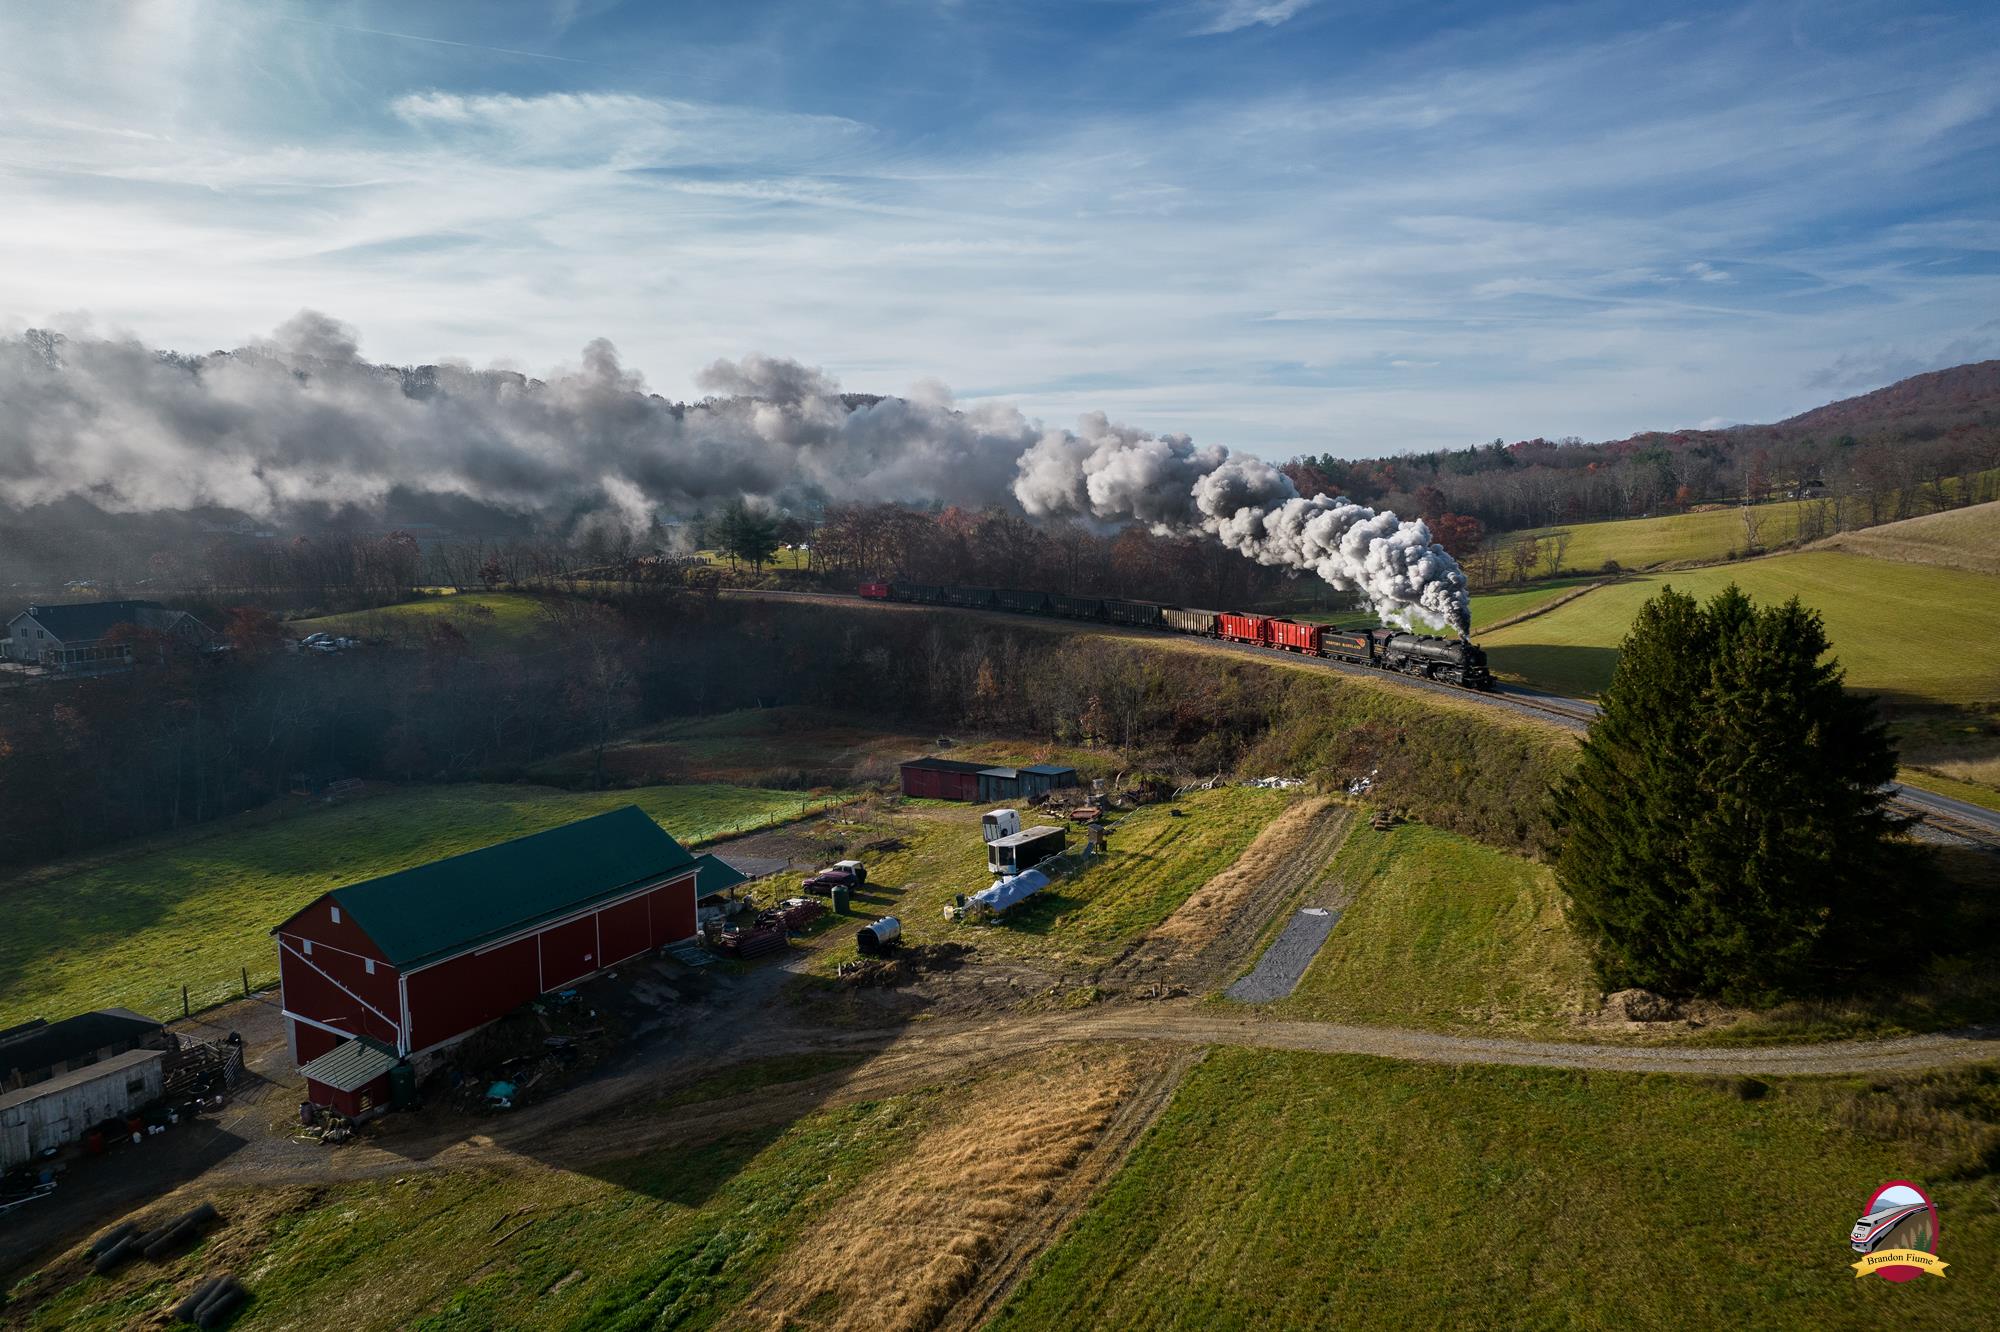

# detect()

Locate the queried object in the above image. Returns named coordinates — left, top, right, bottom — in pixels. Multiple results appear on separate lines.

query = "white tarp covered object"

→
left=971, top=868, right=1050, bottom=914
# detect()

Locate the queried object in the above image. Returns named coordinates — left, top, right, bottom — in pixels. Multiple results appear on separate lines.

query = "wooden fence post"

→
left=182, top=985, right=189, bottom=1019
left=242, top=966, right=250, bottom=997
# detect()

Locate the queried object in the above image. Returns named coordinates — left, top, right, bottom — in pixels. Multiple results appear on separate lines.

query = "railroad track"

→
left=722, top=587, right=2000, bottom=848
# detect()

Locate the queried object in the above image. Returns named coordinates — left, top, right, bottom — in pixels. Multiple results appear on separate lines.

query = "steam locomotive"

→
left=857, top=582, right=1494, bottom=691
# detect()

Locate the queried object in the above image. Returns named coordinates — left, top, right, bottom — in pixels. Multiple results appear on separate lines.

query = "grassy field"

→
left=798, top=786, right=1291, bottom=971
left=1512, top=501, right=1809, bottom=572
left=8, top=1090, right=929, bottom=1331
left=291, top=590, right=550, bottom=646
left=1478, top=550, right=2000, bottom=705
left=1821, top=498, right=2000, bottom=575
left=1503, top=474, right=1998, bottom=575
left=993, top=1049, right=2000, bottom=1331
left=1273, top=822, right=1598, bottom=1033
left=1284, top=576, right=1600, bottom=635
left=536, top=706, right=939, bottom=788
left=0, top=782, right=843, bottom=1027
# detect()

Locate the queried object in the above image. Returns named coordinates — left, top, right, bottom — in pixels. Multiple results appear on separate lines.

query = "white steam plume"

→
left=1012, top=413, right=1471, bottom=634
left=0, top=312, right=1472, bottom=631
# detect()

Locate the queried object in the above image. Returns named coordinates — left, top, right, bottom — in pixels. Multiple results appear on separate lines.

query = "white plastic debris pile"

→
left=970, top=867, right=1051, bottom=915
left=1346, top=767, right=1380, bottom=796
left=1244, top=776, right=1305, bottom=790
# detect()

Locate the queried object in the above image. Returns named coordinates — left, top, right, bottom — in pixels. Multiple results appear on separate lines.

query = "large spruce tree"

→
left=1551, top=584, right=1904, bottom=1002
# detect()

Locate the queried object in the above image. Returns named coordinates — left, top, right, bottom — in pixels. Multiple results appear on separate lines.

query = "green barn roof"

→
left=315, top=806, right=695, bottom=969
left=691, top=852, right=749, bottom=900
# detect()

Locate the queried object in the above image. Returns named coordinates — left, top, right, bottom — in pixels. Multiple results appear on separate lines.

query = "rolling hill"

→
left=1817, top=497, right=2000, bottom=576
left=1477, top=549, right=2000, bottom=706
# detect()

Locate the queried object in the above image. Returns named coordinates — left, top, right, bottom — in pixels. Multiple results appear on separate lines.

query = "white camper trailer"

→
left=981, top=809, right=1022, bottom=844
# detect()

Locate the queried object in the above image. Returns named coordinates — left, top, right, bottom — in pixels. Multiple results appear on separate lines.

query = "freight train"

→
left=855, top=582, right=1494, bottom=690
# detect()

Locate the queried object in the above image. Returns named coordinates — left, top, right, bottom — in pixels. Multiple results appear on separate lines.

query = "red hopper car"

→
left=1215, top=612, right=1268, bottom=645
left=857, top=581, right=891, bottom=599
left=1266, top=618, right=1321, bottom=654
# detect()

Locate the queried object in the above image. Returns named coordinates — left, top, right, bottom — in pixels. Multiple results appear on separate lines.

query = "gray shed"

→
left=0, top=1047, right=165, bottom=1169
left=1019, top=764, right=1080, bottom=798
left=977, top=767, right=1022, bottom=802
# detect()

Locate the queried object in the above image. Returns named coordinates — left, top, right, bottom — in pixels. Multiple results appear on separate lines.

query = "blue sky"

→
left=2, top=0, right=1997, bottom=459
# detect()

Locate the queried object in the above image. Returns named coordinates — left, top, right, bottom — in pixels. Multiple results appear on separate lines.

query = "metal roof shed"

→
left=1018, top=764, right=1080, bottom=798
left=300, top=1037, right=399, bottom=1119
left=977, top=767, right=1022, bottom=802
left=899, top=756, right=988, bottom=802
left=0, top=1048, right=166, bottom=1170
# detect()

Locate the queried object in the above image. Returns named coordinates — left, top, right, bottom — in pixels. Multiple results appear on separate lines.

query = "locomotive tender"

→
left=856, top=582, right=1494, bottom=691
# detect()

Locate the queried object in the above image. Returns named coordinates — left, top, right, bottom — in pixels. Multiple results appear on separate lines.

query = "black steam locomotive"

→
left=859, top=582, right=1494, bottom=691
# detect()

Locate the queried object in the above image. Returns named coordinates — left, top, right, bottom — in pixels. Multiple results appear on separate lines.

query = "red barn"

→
left=272, top=806, right=699, bottom=1086
left=899, top=756, right=990, bottom=801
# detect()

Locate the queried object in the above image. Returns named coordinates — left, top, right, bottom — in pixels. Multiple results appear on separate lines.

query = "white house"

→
left=4, top=600, right=213, bottom=671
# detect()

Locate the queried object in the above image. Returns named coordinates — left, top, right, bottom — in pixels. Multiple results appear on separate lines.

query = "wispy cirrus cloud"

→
left=0, top=0, right=1995, bottom=462
left=1190, top=0, right=1318, bottom=36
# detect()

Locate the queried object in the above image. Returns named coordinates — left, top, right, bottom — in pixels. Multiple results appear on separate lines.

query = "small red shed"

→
left=273, top=806, right=699, bottom=1078
left=899, top=756, right=991, bottom=802
left=298, top=1037, right=399, bottom=1119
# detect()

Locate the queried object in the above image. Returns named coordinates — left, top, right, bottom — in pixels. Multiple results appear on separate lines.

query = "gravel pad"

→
left=1225, top=906, right=1340, bottom=1003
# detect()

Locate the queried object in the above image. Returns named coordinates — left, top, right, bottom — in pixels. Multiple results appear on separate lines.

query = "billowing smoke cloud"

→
left=0, top=312, right=1036, bottom=525
left=0, top=312, right=1471, bottom=632
left=1013, top=415, right=1471, bottom=633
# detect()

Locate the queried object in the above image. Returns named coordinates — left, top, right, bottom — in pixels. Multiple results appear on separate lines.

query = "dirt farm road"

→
left=201, top=998, right=2000, bottom=1188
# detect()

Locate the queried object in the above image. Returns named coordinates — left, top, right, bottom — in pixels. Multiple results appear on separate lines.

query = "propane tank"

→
left=856, top=916, right=902, bottom=955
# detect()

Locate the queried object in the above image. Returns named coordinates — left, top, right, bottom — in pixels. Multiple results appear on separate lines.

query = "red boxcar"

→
left=857, top=581, right=890, bottom=599
left=1215, top=612, right=1269, bottom=645
left=1266, top=618, right=1321, bottom=654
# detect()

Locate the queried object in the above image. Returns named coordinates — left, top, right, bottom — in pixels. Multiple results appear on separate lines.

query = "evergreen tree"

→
left=714, top=499, right=781, bottom=571
left=1551, top=584, right=1904, bottom=1002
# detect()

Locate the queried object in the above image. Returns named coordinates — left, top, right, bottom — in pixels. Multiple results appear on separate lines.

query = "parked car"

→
left=801, top=859, right=867, bottom=895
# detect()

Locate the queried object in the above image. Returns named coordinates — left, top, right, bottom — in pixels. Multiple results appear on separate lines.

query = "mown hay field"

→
left=1818, top=497, right=2000, bottom=576
left=993, top=1049, right=2000, bottom=1332
left=7, top=1045, right=1155, bottom=1332
left=1478, top=550, right=2000, bottom=705
left=0, top=782, right=843, bottom=1027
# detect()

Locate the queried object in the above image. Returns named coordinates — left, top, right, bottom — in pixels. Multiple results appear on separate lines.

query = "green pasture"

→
left=1273, top=821, right=1597, bottom=1034
left=1478, top=550, right=2000, bottom=705
left=0, top=782, right=843, bottom=1027
left=292, top=590, right=549, bottom=647
left=994, top=1049, right=2000, bottom=1331
left=10, top=1089, right=925, bottom=1332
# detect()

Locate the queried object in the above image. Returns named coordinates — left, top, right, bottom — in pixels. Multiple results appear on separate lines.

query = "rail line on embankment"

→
left=722, top=587, right=2000, bottom=849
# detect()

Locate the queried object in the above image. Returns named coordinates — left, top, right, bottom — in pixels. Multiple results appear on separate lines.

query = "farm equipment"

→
left=757, top=897, right=826, bottom=932
left=717, top=924, right=788, bottom=959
